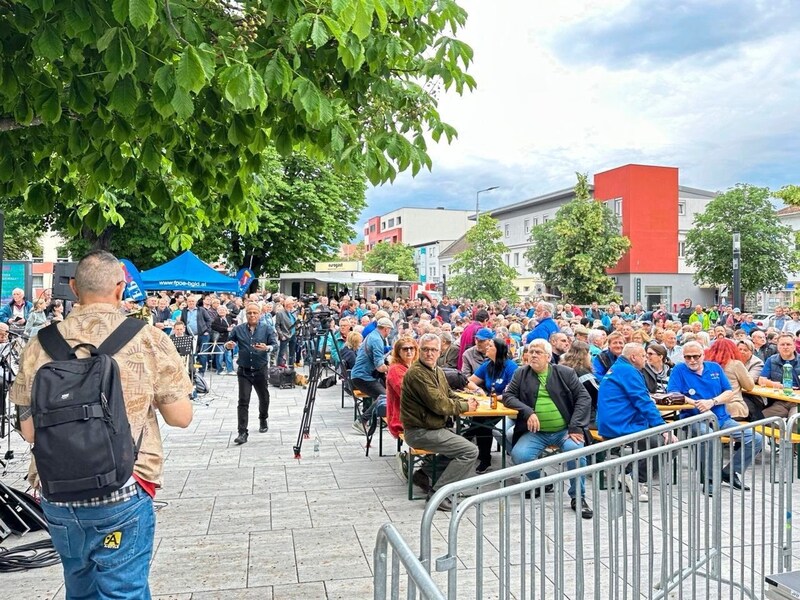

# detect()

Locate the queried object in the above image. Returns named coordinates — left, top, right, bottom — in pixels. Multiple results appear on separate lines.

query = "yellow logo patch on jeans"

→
left=103, top=531, right=122, bottom=549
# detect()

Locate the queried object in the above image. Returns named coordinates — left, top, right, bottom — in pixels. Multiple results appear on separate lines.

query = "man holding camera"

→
left=225, top=303, right=278, bottom=444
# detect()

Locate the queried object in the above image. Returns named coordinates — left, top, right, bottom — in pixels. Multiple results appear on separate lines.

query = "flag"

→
left=235, top=267, right=255, bottom=295
left=119, top=259, right=146, bottom=302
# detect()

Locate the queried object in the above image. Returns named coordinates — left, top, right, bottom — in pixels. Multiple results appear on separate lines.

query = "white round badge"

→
left=688, top=388, right=696, bottom=396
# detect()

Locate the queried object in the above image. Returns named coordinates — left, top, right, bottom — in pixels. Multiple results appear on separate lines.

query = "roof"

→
left=140, top=250, right=239, bottom=292
left=777, top=206, right=800, bottom=216
left=439, top=234, right=469, bottom=259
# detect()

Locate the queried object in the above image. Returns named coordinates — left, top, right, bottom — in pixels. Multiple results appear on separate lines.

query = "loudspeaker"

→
left=52, top=262, right=78, bottom=302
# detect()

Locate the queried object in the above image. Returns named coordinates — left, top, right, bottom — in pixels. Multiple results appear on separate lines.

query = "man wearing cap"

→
left=461, top=328, right=493, bottom=378
left=350, top=317, right=393, bottom=433
left=457, top=309, right=490, bottom=370
left=573, top=326, right=590, bottom=345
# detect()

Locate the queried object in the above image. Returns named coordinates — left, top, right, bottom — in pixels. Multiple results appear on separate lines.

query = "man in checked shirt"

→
left=11, top=250, right=194, bottom=599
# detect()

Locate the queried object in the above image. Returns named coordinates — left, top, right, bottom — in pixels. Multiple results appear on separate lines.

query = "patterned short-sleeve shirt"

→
left=10, top=303, right=194, bottom=487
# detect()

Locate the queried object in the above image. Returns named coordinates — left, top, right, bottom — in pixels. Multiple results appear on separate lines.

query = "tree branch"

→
left=0, top=116, right=43, bottom=132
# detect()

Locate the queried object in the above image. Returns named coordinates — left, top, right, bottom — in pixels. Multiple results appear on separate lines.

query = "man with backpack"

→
left=11, top=250, right=194, bottom=600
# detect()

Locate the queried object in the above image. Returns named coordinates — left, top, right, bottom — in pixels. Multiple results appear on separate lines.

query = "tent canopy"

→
left=141, top=251, right=239, bottom=292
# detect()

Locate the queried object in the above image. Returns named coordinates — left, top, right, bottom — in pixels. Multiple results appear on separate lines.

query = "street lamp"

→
left=475, top=186, right=499, bottom=220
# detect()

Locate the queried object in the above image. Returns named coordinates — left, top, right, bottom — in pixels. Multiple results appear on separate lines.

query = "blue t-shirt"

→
left=350, top=328, right=386, bottom=382
left=473, top=359, right=518, bottom=396
left=667, top=361, right=732, bottom=423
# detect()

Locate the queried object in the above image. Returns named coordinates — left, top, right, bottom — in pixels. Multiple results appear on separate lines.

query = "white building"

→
left=363, top=207, right=473, bottom=250
left=411, top=240, right=453, bottom=284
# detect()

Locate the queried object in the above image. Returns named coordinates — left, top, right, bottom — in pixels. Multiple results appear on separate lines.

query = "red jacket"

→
left=386, top=362, right=409, bottom=438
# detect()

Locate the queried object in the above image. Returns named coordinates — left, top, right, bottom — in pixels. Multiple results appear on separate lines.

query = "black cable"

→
left=0, top=538, right=60, bottom=571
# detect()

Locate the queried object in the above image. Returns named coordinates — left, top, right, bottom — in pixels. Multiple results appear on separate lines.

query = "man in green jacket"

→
left=401, top=333, right=479, bottom=511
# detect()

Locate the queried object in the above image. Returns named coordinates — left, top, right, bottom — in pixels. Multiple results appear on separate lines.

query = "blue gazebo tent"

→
left=140, top=251, right=239, bottom=292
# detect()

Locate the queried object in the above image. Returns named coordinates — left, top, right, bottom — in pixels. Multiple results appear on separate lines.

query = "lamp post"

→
left=732, top=231, right=741, bottom=310
left=475, top=186, right=499, bottom=221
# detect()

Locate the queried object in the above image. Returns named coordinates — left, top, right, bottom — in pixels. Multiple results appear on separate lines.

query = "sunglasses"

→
left=684, top=354, right=702, bottom=360
left=401, top=347, right=416, bottom=352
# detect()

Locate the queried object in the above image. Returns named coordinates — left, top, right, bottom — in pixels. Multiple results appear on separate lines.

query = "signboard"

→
left=314, top=261, right=360, bottom=272
left=0, top=261, right=32, bottom=305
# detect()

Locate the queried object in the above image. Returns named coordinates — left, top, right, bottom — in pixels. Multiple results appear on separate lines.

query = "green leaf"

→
left=176, top=46, right=207, bottom=93
left=38, top=88, right=62, bottom=123
left=111, top=0, right=129, bottom=24
left=33, top=24, right=64, bottom=61
left=109, top=76, right=139, bottom=115
left=171, top=86, right=194, bottom=119
left=310, top=17, right=330, bottom=49
left=352, top=0, right=373, bottom=41
left=333, top=0, right=357, bottom=29
left=129, top=0, right=157, bottom=29
left=222, top=64, right=267, bottom=112
left=263, top=51, right=293, bottom=98
left=96, top=27, right=118, bottom=52
left=24, top=183, right=53, bottom=216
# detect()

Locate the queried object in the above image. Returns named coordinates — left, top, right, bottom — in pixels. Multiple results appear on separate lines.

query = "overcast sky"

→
left=358, top=0, right=800, bottom=234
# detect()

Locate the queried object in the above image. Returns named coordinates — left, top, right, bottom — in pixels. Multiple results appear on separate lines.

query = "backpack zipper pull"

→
left=100, top=393, right=117, bottom=434
left=49, top=367, right=65, bottom=379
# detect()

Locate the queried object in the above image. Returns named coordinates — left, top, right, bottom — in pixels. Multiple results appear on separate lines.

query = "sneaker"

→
left=721, top=471, right=750, bottom=491
left=396, top=451, right=409, bottom=482
left=351, top=420, right=366, bottom=435
left=426, top=492, right=452, bottom=512
left=234, top=432, right=248, bottom=445
left=571, top=497, right=593, bottom=519
left=475, top=460, right=492, bottom=474
left=259, top=419, right=269, bottom=433
left=412, top=470, right=433, bottom=494
left=525, top=483, right=554, bottom=499
left=619, top=474, right=649, bottom=502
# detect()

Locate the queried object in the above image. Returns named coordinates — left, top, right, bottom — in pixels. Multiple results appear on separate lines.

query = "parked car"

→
left=751, top=313, right=774, bottom=328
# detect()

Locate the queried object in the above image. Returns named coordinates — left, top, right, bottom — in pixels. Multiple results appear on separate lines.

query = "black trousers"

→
left=237, top=366, right=270, bottom=433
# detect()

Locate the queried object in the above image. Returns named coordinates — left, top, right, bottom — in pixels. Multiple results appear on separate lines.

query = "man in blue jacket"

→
left=597, top=343, right=676, bottom=502
left=524, top=301, right=559, bottom=344
left=0, top=288, right=33, bottom=329
left=668, top=341, right=763, bottom=494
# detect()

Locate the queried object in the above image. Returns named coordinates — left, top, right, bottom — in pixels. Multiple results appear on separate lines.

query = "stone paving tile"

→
left=207, top=493, right=272, bottom=535
left=180, top=466, right=254, bottom=498
left=155, top=496, right=215, bottom=537
left=247, top=529, right=298, bottom=587
left=293, top=525, right=371, bottom=582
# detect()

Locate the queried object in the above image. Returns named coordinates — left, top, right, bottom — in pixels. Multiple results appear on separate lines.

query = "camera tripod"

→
left=292, top=313, right=343, bottom=458
left=0, top=336, right=24, bottom=469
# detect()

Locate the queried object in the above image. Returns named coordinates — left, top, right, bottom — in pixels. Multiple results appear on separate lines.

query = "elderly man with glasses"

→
left=668, top=341, right=763, bottom=494
left=400, top=333, right=479, bottom=511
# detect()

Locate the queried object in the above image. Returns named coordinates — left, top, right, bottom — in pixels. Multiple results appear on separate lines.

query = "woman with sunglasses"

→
left=705, top=337, right=753, bottom=420
left=385, top=338, right=419, bottom=440
left=642, top=343, right=672, bottom=394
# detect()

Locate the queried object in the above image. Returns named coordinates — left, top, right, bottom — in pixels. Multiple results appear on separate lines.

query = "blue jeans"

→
left=41, top=486, right=155, bottom=600
left=690, top=416, right=763, bottom=481
left=278, top=336, right=296, bottom=367
left=216, top=348, right=234, bottom=373
left=511, top=429, right=586, bottom=498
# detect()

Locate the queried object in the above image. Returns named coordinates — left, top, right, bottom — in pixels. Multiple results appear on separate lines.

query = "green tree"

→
left=775, top=184, right=800, bottom=205
left=1, top=205, right=44, bottom=259
left=363, top=241, right=416, bottom=281
left=685, top=184, right=799, bottom=303
left=55, top=149, right=365, bottom=273
left=0, top=0, right=475, bottom=246
left=448, top=215, right=517, bottom=300
left=525, top=172, right=630, bottom=304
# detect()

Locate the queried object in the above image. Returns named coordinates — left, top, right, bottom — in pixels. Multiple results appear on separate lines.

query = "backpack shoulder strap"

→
left=38, top=324, right=75, bottom=361
left=97, top=318, right=147, bottom=357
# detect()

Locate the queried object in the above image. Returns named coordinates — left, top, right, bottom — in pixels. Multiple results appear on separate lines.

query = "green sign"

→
left=1, top=262, right=30, bottom=305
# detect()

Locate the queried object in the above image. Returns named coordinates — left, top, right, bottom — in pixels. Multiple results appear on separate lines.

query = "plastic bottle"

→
left=782, top=363, right=794, bottom=396
left=313, top=436, right=321, bottom=458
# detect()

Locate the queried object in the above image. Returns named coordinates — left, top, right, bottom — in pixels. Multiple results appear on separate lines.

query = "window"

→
left=514, top=252, right=519, bottom=266
left=678, top=202, right=686, bottom=216
left=524, top=219, right=530, bottom=234
left=504, top=253, right=510, bottom=265
left=397, top=216, right=402, bottom=224
left=429, top=266, right=436, bottom=277
left=364, top=228, right=369, bottom=236
left=523, top=286, right=530, bottom=292
left=370, top=224, right=375, bottom=233
left=504, top=224, right=510, bottom=237
left=614, top=199, right=623, bottom=217
left=32, top=274, right=44, bottom=288
left=678, top=241, right=686, bottom=257
left=388, top=218, right=395, bottom=228
left=533, top=217, right=539, bottom=226
left=381, top=221, right=386, bottom=230
left=543, top=215, right=549, bottom=223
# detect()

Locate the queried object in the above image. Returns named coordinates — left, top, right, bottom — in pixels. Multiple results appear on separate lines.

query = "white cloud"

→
left=363, top=0, right=800, bottom=225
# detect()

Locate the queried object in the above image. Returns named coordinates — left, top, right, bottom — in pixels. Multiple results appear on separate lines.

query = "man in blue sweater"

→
left=524, top=301, right=559, bottom=344
left=598, top=343, right=676, bottom=502
left=668, top=341, right=763, bottom=494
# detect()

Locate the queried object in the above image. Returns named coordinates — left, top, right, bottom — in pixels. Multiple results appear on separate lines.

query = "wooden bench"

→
left=397, top=432, right=440, bottom=500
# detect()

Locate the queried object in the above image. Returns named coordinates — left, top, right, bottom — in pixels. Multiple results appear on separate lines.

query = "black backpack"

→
left=31, top=319, right=146, bottom=502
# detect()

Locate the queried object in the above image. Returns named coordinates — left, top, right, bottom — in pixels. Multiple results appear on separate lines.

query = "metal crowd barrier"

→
left=374, top=413, right=795, bottom=599
left=374, top=523, right=445, bottom=600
